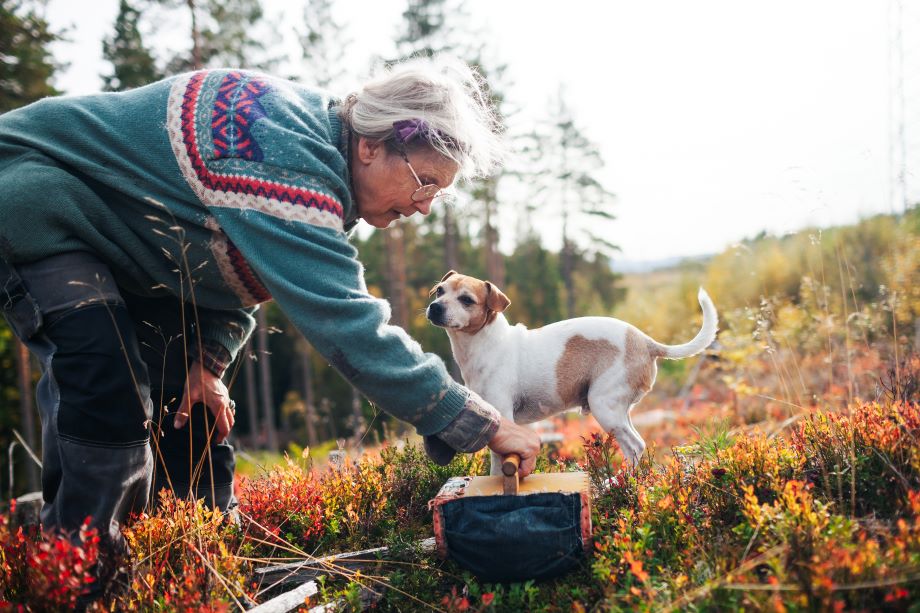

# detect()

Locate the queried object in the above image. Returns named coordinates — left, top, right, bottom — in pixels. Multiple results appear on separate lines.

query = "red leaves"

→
left=238, top=457, right=325, bottom=547
left=0, top=512, right=100, bottom=609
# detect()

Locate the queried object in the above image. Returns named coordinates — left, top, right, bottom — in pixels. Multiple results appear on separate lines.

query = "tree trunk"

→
left=13, top=341, right=39, bottom=492
left=187, top=0, right=202, bottom=69
left=350, top=387, right=365, bottom=452
left=242, top=341, right=260, bottom=448
left=299, top=336, right=319, bottom=447
left=483, top=187, right=505, bottom=288
left=321, top=398, right=336, bottom=441
left=562, top=235, right=576, bottom=319
left=444, top=206, right=459, bottom=273
left=442, top=208, right=463, bottom=379
left=384, top=226, right=409, bottom=328
left=255, top=309, right=278, bottom=451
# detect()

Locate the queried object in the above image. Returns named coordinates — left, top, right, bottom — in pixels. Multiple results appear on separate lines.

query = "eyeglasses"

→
left=399, top=150, right=444, bottom=203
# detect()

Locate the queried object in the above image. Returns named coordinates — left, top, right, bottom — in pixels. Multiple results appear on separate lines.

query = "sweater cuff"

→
left=411, top=380, right=470, bottom=435
left=190, top=339, right=233, bottom=378
left=423, top=390, right=501, bottom=466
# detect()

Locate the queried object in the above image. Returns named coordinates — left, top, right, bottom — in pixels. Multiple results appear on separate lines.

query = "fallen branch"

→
left=253, top=537, right=435, bottom=587
left=246, top=580, right=318, bottom=613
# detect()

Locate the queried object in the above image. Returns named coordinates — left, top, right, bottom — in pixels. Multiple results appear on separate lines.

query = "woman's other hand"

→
left=173, top=361, right=234, bottom=443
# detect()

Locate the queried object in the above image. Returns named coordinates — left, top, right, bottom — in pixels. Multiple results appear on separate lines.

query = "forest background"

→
left=1, top=0, right=918, bottom=499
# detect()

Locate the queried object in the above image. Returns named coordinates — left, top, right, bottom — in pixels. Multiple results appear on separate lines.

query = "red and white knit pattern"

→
left=204, top=217, right=271, bottom=306
left=166, top=71, right=344, bottom=232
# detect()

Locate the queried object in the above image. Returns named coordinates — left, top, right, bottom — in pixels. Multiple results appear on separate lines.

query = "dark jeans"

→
left=0, top=251, right=235, bottom=551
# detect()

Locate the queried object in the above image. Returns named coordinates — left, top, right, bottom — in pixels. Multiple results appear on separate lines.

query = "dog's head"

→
left=426, top=270, right=511, bottom=334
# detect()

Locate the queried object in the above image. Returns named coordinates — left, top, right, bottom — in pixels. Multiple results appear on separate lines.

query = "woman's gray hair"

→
left=342, top=55, right=505, bottom=180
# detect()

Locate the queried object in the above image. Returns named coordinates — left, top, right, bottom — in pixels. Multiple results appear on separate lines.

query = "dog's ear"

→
left=485, top=282, right=511, bottom=312
left=429, top=271, right=457, bottom=297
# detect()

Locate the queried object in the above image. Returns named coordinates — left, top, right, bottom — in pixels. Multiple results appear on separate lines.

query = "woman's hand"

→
left=487, top=418, right=541, bottom=478
left=173, top=361, right=235, bottom=443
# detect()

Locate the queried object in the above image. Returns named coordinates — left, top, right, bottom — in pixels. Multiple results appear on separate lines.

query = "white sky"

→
left=45, top=0, right=920, bottom=264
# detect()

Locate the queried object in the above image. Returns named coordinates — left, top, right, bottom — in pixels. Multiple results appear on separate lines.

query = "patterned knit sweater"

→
left=0, top=69, right=497, bottom=445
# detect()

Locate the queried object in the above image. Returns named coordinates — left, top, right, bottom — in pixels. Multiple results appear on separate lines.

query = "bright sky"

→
left=45, top=0, right=919, bottom=266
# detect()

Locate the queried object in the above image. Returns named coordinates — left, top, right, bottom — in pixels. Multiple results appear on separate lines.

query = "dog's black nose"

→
left=427, top=301, right=445, bottom=324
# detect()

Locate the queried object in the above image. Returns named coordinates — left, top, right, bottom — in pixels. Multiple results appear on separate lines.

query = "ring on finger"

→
left=228, top=399, right=236, bottom=415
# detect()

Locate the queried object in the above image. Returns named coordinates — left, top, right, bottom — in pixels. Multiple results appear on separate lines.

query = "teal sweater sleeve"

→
left=214, top=207, right=469, bottom=434
left=165, top=69, right=470, bottom=434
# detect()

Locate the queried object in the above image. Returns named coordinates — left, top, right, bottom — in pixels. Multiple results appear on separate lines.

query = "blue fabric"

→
left=0, top=254, right=153, bottom=550
left=439, top=492, right=587, bottom=582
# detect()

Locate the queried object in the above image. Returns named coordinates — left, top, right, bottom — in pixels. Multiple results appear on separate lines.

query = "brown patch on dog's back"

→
left=555, top=335, right=620, bottom=410
left=625, top=328, right=655, bottom=393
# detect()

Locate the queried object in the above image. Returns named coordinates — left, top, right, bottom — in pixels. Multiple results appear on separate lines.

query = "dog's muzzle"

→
left=426, top=301, right=446, bottom=326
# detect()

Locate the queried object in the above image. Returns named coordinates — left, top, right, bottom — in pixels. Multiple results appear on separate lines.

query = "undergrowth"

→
left=2, top=398, right=918, bottom=611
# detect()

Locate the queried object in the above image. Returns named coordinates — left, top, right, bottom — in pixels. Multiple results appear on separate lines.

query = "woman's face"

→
left=351, top=137, right=459, bottom=229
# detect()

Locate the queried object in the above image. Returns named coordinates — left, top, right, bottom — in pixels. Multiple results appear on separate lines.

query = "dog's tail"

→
left=649, top=288, right=718, bottom=359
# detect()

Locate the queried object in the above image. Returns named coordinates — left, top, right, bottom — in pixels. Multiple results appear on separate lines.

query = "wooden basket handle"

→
left=502, top=453, right=521, bottom=495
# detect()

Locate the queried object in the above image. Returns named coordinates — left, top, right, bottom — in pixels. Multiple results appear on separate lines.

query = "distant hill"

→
left=610, top=253, right=713, bottom=274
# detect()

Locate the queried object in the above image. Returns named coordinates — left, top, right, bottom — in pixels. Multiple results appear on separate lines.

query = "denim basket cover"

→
left=430, top=474, right=592, bottom=582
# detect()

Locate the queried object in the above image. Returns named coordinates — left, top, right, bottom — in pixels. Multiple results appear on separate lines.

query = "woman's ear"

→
left=356, top=136, right=384, bottom=165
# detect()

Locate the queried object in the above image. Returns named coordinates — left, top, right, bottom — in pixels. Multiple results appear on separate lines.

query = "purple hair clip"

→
left=393, top=118, right=433, bottom=145
left=393, top=119, right=463, bottom=151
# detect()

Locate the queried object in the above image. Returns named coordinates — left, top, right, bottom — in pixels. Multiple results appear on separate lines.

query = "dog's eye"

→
left=459, top=296, right=475, bottom=306
left=436, top=287, right=445, bottom=296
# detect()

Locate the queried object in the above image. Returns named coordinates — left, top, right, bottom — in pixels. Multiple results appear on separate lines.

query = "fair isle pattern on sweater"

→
left=167, top=71, right=345, bottom=227
left=211, top=73, right=270, bottom=162
left=167, top=70, right=345, bottom=305
left=204, top=217, right=271, bottom=305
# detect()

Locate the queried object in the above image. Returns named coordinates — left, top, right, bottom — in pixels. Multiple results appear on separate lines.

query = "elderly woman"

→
left=0, top=57, right=540, bottom=564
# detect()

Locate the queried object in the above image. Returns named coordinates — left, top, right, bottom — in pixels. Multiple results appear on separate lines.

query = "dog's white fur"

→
left=426, top=271, right=718, bottom=475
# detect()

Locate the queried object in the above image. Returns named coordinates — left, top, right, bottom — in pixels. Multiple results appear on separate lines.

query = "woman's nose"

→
left=413, top=198, right=433, bottom=216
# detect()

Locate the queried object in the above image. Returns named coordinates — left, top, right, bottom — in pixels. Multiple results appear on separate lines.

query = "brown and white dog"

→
left=426, top=271, right=718, bottom=474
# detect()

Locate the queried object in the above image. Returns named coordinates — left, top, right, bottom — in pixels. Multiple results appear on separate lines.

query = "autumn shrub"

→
left=238, top=455, right=325, bottom=552
left=119, top=490, right=252, bottom=611
left=585, top=401, right=920, bottom=611
left=793, top=401, right=920, bottom=518
left=378, top=441, right=488, bottom=533
left=732, top=482, right=920, bottom=611
left=317, top=454, right=389, bottom=549
left=0, top=504, right=100, bottom=611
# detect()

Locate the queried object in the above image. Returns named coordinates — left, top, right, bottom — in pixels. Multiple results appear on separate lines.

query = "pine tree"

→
left=296, top=0, right=347, bottom=90
left=505, top=234, right=563, bottom=326
left=157, top=0, right=276, bottom=75
left=201, top=0, right=271, bottom=69
left=101, top=0, right=161, bottom=91
left=291, top=0, right=355, bottom=448
left=464, top=54, right=511, bottom=288
left=393, top=0, right=469, bottom=315
left=522, top=89, right=617, bottom=318
left=394, top=0, right=473, bottom=278
left=394, top=2, right=513, bottom=285
left=0, top=0, right=61, bottom=113
left=0, top=0, right=61, bottom=494
left=397, top=0, right=442, bottom=57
